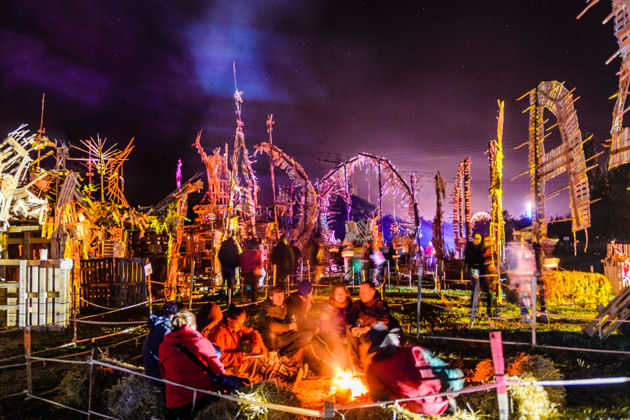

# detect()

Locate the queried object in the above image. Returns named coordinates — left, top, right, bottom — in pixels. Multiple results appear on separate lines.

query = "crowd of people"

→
left=142, top=227, right=556, bottom=418
left=142, top=275, right=463, bottom=418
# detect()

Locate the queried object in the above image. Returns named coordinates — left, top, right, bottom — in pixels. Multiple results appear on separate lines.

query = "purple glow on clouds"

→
left=0, top=30, right=109, bottom=107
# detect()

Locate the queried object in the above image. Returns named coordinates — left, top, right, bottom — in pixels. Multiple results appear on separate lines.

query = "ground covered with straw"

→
left=1, top=282, right=630, bottom=419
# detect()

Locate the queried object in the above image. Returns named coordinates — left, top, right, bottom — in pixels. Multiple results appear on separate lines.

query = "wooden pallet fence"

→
left=79, top=258, right=147, bottom=308
left=0, top=259, right=70, bottom=328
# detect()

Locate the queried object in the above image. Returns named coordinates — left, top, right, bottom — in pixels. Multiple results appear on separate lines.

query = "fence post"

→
left=490, top=331, right=509, bottom=420
left=72, top=281, right=77, bottom=343
left=24, top=325, right=32, bottom=397
left=189, top=259, right=196, bottom=310
left=416, top=264, right=423, bottom=338
left=145, top=258, right=153, bottom=315
left=87, top=348, right=97, bottom=419
left=531, top=274, right=537, bottom=347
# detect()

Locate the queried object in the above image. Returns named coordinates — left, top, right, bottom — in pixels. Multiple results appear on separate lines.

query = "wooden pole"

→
left=267, top=115, right=278, bottom=229
left=490, top=331, right=510, bottom=420
left=416, top=264, right=423, bottom=338
left=344, top=162, right=351, bottom=222
left=273, top=264, right=277, bottom=286
left=188, top=259, right=195, bottom=310
left=72, top=281, right=77, bottom=343
left=87, top=348, right=97, bottom=419
left=377, top=161, right=383, bottom=241
left=146, top=258, right=153, bottom=315
left=531, top=274, right=537, bottom=347
left=24, top=326, right=32, bottom=397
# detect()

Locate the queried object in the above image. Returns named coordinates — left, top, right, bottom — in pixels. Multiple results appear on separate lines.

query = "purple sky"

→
left=0, top=1, right=619, bottom=219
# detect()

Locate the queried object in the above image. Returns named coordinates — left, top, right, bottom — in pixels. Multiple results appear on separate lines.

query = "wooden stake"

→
left=146, top=258, right=153, bottom=315
left=531, top=274, right=537, bottom=347
left=87, top=348, right=97, bottom=419
left=490, top=331, right=509, bottom=420
left=24, top=326, right=32, bottom=397
left=189, top=259, right=196, bottom=310
left=416, top=264, right=423, bottom=338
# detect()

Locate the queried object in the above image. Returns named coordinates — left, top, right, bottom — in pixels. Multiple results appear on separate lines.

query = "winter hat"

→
left=163, top=300, right=183, bottom=315
left=297, top=280, right=313, bottom=296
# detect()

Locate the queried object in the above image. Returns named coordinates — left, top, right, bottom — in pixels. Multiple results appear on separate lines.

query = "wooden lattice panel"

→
left=79, top=258, right=146, bottom=308
left=528, top=81, right=591, bottom=237
left=0, top=259, right=70, bottom=328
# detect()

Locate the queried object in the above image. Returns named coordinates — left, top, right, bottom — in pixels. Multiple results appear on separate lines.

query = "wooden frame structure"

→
left=452, top=157, right=471, bottom=255
left=253, top=142, right=318, bottom=248
left=317, top=153, right=420, bottom=243
left=489, top=100, right=506, bottom=264
left=518, top=81, right=592, bottom=247
left=579, top=0, right=630, bottom=169
left=0, top=259, right=70, bottom=328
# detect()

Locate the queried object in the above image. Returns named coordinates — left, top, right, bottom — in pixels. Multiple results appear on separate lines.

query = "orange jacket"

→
left=208, top=322, right=265, bottom=368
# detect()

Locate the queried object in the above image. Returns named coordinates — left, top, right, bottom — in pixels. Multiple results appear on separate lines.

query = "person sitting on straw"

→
left=258, top=285, right=311, bottom=380
left=347, top=281, right=401, bottom=372
left=159, top=311, right=230, bottom=419
left=208, top=305, right=267, bottom=379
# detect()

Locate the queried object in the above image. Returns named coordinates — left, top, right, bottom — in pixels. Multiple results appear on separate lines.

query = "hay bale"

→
left=104, top=374, right=165, bottom=419
left=461, top=353, right=564, bottom=418
left=195, top=381, right=301, bottom=420
left=57, top=365, right=90, bottom=408
left=507, top=373, right=557, bottom=419
left=506, top=353, right=565, bottom=407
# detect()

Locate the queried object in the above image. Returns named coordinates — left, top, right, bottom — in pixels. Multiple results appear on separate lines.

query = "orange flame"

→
left=330, top=368, right=368, bottom=400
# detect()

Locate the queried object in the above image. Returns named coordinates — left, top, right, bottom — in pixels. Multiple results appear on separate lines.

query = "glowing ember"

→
left=330, top=368, right=368, bottom=400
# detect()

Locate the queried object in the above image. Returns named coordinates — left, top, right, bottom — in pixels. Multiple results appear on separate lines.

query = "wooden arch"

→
left=252, top=142, right=318, bottom=248
left=524, top=81, right=592, bottom=242
left=317, top=153, right=419, bottom=238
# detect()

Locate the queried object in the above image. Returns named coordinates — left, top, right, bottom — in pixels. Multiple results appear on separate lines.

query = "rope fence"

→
left=10, top=334, right=630, bottom=419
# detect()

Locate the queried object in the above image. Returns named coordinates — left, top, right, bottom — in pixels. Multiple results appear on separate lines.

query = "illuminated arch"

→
left=525, top=81, right=591, bottom=241
left=317, top=153, right=419, bottom=238
left=253, top=142, right=317, bottom=248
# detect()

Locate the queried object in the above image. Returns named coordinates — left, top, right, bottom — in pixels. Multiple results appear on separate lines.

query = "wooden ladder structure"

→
left=583, top=287, right=630, bottom=339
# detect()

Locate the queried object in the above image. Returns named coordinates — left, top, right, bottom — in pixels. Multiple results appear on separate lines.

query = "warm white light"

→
left=330, top=368, right=368, bottom=400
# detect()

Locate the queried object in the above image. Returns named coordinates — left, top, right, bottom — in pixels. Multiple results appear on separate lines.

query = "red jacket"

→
left=367, top=346, right=449, bottom=416
left=240, top=249, right=262, bottom=274
left=159, top=325, right=225, bottom=408
left=208, top=322, right=265, bottom=368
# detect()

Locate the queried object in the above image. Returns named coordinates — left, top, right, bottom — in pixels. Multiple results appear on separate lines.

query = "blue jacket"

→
left=142, top=313, right=172, bottom=379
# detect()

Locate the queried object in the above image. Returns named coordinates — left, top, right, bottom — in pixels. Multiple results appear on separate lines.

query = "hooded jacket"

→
left=142, top=313, right=172, bottom=379
left=158, top=325, right=225, bottom=408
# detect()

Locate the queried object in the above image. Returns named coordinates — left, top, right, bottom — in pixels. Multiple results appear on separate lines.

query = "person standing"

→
left=464, top=233, right=494, bottom=322
left=271, top=235, right=294, bottom=291
left=218, top=234, right=242, bottom=306
left=240, top=239, right=263, bottom=302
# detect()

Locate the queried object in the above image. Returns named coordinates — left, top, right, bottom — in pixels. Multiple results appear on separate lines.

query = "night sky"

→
left=0, top=1, right=620, bottom=220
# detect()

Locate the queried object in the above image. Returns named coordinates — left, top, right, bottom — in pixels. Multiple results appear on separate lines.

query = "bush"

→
left=544, top=271, right=611, bottom=306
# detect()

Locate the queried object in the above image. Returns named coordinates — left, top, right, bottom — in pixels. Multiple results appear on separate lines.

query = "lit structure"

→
left=517, top=81, right=592, bottom=250
left=253, top=142, right=317, bottom=248
left=579, top=0, right=630, bottom=169
left=452, top=157, right=471, bottom=256
left=317, top=153, right=420, bottom=243
left=489, top=100, right=505, bottom=265
left=433, top=171, right=446, bottom=270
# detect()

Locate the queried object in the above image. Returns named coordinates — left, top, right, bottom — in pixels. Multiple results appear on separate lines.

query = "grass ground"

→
left=1, top=279, right=629, bottom=419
